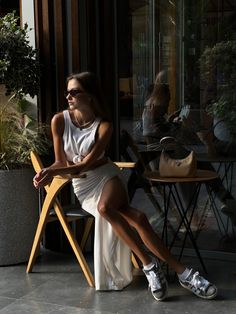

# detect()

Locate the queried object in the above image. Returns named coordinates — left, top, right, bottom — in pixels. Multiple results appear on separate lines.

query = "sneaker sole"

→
left=149, top=283, right=168, bottom=301
left=179, top=281, right=217, bottom=300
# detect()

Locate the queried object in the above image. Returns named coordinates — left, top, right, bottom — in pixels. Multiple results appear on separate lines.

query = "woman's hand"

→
left=173, top=116, right=183, bottom=124
left=33, top=168, right=55, bottom=189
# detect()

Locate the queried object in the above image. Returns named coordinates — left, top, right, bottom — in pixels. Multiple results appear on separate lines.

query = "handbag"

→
left=159, top=150, right=197, bottom=177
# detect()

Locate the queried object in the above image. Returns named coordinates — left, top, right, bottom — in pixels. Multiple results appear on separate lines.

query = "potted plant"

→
left=0, top=97, right=51, bottom=265
left=200, top=40, right=236, bottom=145
left=0, top=99, right=50, bottom=169
left=0, top=12, right=50, bottom=265
left=0, top=11, right=40, bottom=99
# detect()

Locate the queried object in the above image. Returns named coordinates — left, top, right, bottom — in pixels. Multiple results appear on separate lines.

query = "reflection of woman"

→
left=142, top=83, right=199, bottom=224
left=142, top=83, right=174, bottom=141
left=33, top=72, right=217, bottom=301
left=142, top=83, right=198, bottom=146
left=142, top=83, right=236, bottom=225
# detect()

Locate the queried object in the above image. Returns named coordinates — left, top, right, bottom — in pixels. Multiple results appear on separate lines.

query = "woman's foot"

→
left=143, top=259, right=168, bottom=301
left=178, top=268, right=217, bottom=299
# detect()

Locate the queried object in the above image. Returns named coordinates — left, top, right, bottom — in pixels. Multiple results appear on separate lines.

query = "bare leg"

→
left=98, top=177, right=151, bottom=266
left=119, top=206, right=185, bottom=274
left=98, top=176, right=185, bottom=273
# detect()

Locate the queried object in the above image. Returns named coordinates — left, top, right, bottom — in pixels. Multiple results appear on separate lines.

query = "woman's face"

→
left=65, top=78, right=89, bottom=110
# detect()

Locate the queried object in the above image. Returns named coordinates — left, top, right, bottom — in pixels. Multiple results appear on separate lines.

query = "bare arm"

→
left=51, top=113, right=69, bottom=167
left=33, top=116, right=113, bottom=188
left=50, top=120, right=113, bottom=176
left=33, top=112, right=67, bottom=187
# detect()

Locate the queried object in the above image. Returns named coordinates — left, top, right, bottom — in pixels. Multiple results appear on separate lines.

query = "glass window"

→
left=117, top=0, right=236, bottom=255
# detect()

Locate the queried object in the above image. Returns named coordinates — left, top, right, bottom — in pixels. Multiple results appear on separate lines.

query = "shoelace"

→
left=148, top=269, right=162, bottom=290
left=190, top=271, right=209, bottom=291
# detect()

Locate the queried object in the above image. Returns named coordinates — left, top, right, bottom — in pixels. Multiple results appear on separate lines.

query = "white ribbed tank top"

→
left=62, top=110, right=103, bottom=163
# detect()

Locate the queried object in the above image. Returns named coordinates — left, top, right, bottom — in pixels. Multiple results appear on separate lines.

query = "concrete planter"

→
left=214, top=117, right=232, bottom=143
left=0, top=168, right=38, bottom=265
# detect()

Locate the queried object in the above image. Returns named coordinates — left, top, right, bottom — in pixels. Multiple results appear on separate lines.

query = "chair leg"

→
left=26, top=204, right=50, bottom=273
left=131, top=253, right=140, bottom=269
left=54, top=204, right=95, bottom=287
left=80, top=217, right=94, bottom=251
left=27, top=177, right=69, bottom=273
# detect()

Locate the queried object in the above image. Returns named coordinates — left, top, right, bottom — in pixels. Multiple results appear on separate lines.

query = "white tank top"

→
left=63, top=110, right=104, bottom=163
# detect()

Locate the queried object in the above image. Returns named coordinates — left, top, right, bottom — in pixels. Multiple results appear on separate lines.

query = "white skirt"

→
left=72, top=161, right=133, bottom=290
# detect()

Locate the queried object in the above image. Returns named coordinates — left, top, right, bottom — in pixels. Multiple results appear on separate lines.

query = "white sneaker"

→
left=143, top=260, right=168, bottom=301
left=179, top=268, right=217, bottom=299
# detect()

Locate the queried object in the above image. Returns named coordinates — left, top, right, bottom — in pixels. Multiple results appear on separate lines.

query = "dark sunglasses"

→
left=64, top=89, right=83, bottom=97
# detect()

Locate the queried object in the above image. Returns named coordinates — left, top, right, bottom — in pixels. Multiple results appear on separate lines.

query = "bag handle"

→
left=159, top=136, right=184, bottom=151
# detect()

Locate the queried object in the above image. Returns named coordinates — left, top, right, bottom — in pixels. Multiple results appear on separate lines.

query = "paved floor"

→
left=1, top=164, right=235, bottom=314
left=0, top=248, right=235, bottom=314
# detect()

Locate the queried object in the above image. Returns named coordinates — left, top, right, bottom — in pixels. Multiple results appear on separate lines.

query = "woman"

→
left=142, top=83, right=172, bottom=141
left=33, top=72, right=217, bottom=301
left=142, top=83, right=199, bottom=146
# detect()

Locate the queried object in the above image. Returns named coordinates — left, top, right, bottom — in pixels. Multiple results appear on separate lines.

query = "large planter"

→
left=0, top=168, right=38, bottom=265
left=214, top=117, right=232, bottom=143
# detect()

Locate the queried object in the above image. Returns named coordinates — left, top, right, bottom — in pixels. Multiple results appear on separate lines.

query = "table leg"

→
left=162, top=182, right=207, bottom=273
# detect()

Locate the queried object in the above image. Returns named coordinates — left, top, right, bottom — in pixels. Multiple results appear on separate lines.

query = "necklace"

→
left=73, top=115, right=95, bottom=130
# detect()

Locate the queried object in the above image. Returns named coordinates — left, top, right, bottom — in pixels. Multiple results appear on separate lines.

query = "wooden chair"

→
left=120, top=130, right=179, bottom=236
left=26, top=151, right=139, bottom=287
left=120, top=129, right=164, bottom=213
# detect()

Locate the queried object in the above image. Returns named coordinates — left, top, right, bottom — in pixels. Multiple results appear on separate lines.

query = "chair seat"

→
left=49, top=205, right=92, bottom=218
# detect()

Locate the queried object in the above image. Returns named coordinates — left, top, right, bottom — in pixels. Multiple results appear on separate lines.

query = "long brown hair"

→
left=150, top=83, right=170, bottom=104
left=148, top=83, right=170, bottom=116
left=66, top=72, right=111, bottom=121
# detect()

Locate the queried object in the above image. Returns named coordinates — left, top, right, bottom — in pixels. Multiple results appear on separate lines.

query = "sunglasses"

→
left=64, top=89, right=83, bottom=97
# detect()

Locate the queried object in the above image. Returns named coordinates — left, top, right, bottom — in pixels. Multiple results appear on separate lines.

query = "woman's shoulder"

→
left=51, top=111, right=66, bottom=135
left=98, top=120, right=113, bottom=133
left=99, top=119, right=112, bottom=127
left=144, top=98, right=152, bottom=106
left=52, top=111, right=65, bottom=124
left=144, top=97, right=157, bottom=108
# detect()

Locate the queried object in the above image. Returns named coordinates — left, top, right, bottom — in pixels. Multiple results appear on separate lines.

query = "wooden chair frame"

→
left=26, top=151, right=139, bottom=287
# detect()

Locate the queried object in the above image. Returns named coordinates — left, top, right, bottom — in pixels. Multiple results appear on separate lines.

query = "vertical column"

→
left=71, top=0, right=80, bottom=73
left=34, top=0, right=55, bottom=123
left=53, top=0, right=67, bottom=111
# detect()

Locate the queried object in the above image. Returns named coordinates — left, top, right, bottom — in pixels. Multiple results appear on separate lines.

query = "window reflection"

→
left=118, top=0, right=236, bottom=254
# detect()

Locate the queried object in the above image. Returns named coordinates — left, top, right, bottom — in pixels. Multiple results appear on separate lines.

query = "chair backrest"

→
left=30, top=151, right=44, bottom=173
left=120, top=129, right=148, bottom=171
left=120, top=129, right=163, bottom=175
left=30, top=151, right=69, bottom=199
left=120, top=130, right=157, bottom=193
left=120, top=130, right=164, bottom=212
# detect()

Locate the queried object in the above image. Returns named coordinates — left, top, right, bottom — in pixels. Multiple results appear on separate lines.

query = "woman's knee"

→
left=97, top=203, right=111, bottom=218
